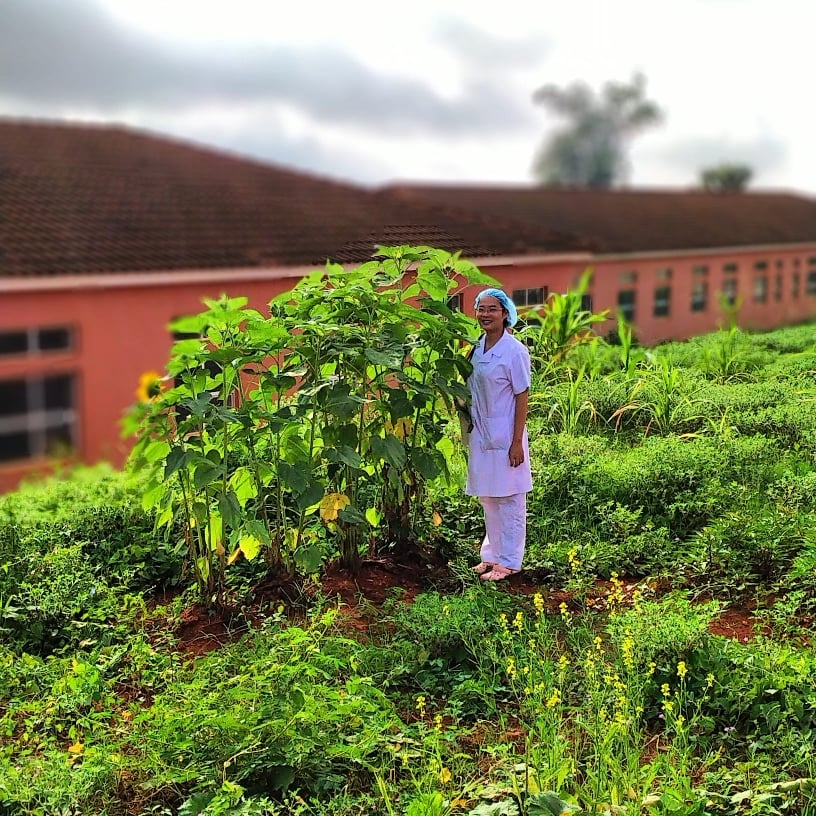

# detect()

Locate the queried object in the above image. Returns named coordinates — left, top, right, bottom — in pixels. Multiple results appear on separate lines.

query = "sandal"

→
left=480, top=565, right=520, bottom=582
left=472, top=561, right=495, bottom=575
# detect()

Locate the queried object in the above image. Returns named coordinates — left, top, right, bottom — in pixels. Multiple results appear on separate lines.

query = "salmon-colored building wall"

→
left=590, top=245, right=816, bottom=344
left=0, top=269, right=305, bottom=493
left=2, top=245, right=816, bottom=493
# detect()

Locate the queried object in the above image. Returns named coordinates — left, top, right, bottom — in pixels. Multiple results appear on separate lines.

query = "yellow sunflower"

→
left=136, top=370, right=164, bottom=403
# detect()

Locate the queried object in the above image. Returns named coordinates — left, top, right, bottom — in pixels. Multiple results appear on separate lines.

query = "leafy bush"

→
left=0, top=464, right=179, bottom=594
left=606, top=595, right=720, bottom=670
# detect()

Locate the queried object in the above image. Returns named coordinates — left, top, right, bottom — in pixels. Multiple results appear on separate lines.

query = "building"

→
left=0, top=120, right=585, bottom=492
left=387, top=185, right=816, bottom=344
left=2, top=119, right=816, bottom=492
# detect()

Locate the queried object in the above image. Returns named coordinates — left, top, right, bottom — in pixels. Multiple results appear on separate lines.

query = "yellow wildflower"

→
left=677, top=661, right=688, bottom=679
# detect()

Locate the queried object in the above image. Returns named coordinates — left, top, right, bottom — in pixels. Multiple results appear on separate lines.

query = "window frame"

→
left=0, top=326, right=75, bottom=359
left=653, top=285, right=671, bottom=318
left=0, top=373, right=78, bottom=463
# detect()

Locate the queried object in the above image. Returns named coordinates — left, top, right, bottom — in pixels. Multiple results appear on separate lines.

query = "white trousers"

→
left=479, top=493, right=527, bottom=571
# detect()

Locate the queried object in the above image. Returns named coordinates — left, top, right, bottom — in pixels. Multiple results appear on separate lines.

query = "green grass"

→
left=2, top=322, right=816, bottom=815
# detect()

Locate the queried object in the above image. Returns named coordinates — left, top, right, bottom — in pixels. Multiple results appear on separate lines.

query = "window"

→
left=580, top=294, right=593, bottom=312
left=617, top=290, right=636, bottom=322
left=512, top=287, right=546, bottom=307
left=653, top=286, right=671, bottom=317
left=722, top=263, right=739, bottom=273
left=692, top=265, right=709, bottom=276
left=722, top=278, right=738, bottom=306
left=691, top=281, right=708, bottom=312
left=809, top=257, right=816, bottom=265
left=807, top=271, right=816, bottom=296
left=794, top=258, right=801, bottom=268
left=619, top=270, right=638, bottom=284
left=793, top=272, right=801, bottom=298
left=0, top=326, right=73, bottom=358
left=447, top=294, right=463, bottom=312
left=656, top=267, right=673, bottom=281
left=753, top=275, right=768, bottom=303
left=754, top=260, right=768, bottom=271
left=774, top=274, right=783, bottom=301
left=0, top=374, right=77, bottom=463
left=775, top=260, right=784, bottom=270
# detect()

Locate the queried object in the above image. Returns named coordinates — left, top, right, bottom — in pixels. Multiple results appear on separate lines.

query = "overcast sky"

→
left=1, top=0, right=813, bottom=193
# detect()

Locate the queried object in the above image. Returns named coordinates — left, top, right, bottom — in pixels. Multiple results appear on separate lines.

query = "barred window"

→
left=0, top=374, right=77, bottom=463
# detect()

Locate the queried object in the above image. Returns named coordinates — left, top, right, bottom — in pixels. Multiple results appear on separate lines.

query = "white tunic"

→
left=465, top=331, right=533, bottom=498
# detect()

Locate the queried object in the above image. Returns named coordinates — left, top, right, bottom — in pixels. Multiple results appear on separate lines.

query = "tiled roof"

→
left=385, top=184, right=816, bottom=254
left=0, top=120, right=587, bottom=278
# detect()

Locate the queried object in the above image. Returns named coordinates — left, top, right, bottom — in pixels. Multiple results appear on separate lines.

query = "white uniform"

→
left=466, top=331, right=532, bottom=497
left=465, top=331, right=532, bottom=571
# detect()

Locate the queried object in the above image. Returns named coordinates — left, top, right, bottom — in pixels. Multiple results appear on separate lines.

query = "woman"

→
left=466, top=288, right=533, bottom=582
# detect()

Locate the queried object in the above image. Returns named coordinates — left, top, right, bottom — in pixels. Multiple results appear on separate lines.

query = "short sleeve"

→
left=508, top=341, right=531, bottom=395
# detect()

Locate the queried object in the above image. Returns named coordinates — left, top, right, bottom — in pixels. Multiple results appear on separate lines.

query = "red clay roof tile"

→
left=385, top=184, right=816, bottom=253
left=0, top=119, right=586, bottom=278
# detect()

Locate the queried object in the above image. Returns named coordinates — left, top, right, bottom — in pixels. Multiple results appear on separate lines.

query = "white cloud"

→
left=2, top=0, right=815, bottom=193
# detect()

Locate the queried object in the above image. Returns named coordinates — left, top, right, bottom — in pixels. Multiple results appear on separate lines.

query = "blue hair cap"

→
left=474, top=288, right=518, bottom=327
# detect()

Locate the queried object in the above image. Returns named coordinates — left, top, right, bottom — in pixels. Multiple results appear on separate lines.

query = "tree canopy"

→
left=532, top=73, right=663, bottom=188
left=700, top=163, right=753, bottom=192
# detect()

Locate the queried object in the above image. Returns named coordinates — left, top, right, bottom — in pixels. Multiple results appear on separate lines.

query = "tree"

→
left=532, top=72, right=663, bottom=188
left=700, top=163, right=753, bottom=192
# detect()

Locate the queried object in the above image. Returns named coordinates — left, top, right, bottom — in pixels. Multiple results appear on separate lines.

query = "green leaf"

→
left=371, top=434, right=407, bottom=469
left=296, top=481, right=325, bottom=512
left=326, top=445, right=363, bottom=469
left=365, top=507, right=382, bottom=527
left=164, top=446, right=190, bottom=479
left=293, top=543, right=324, bottom=574
left=338, top=505, right=368, bottom=525
left=526, top=791, right=580, bottom=816
left=193, top=461, right=222, bottom=490
left=218, top=491, right=242, bottom=528
left=229, top=467, right=258, bottom=507
left=278, top=461, right=310, bottom=494
left=238, top=535, right=262, bottom=561
left=178, top=792, right=215, bottom=816
left=322, top=382, right=365, bottom=419
left=410, top=447, right=441, bottom=480
left=143, top=440, right=171, bottom=464
left=141, top=479, right=165, bottom=510
left=365, top=347, right=405, bottom=368
left=417, top=269, right=450, bottom=301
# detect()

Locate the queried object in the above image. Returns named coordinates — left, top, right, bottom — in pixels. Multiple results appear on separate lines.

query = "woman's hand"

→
left=508, top=440, right=525, bottom=467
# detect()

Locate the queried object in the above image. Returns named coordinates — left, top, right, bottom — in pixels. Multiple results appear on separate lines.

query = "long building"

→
left=2, top=119, right=815, bottom=491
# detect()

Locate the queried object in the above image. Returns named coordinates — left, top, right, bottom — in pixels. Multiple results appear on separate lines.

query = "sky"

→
left=1, top=0, right=814, bottom=194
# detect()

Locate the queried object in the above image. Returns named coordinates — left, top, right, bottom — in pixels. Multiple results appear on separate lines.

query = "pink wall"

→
left=2, top=246, right=815, bottom=493
left=591, top=246, right=816, bottom=344
left=0, top=269, right=304, bottom=493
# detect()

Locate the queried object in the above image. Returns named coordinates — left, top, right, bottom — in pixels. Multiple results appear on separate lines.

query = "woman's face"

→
left=476, top=295, right=507, bottom=332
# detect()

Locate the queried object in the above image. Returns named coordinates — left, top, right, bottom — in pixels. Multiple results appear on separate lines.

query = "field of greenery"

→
left=2, top=247, right=816, bottom=815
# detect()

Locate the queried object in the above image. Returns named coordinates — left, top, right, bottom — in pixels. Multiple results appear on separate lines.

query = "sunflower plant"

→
left=127, top=246, right=498, bottom=606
